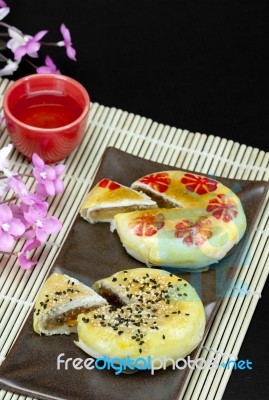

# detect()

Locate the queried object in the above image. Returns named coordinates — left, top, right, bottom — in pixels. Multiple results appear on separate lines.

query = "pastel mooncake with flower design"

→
left=80, top=178, right=157, bottom=223
left=112, top=171, right=247, bottom=270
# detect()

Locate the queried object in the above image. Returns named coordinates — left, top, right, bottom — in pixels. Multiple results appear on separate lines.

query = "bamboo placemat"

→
left=0, top=77, right=268, bottom=400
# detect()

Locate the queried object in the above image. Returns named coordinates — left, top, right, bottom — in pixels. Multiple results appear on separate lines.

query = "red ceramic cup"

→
left=3, top=74, right=90, bottom=164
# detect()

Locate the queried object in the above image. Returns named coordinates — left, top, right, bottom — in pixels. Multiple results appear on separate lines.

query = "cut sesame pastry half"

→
left=33, top=273, right=107, bottom=335
left=75, top=268, right=206, bottom=366
left=79, top=178, right=157, bottom=224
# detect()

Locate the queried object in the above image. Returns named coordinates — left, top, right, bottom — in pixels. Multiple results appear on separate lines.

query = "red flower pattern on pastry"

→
left=98, top=179, right=120, bottom=190
left=139, top=173, right=171, bottom=193
left=181, top=173, right=218, bottom=195
left=174, top=217, right=213, bottom=246
left=129, top=213, right=165, bottom=237
left=206, top=194, right=238, bottom=222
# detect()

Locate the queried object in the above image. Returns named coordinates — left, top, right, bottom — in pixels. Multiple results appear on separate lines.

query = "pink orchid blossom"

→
left=57, top=23, right=76, bottom=61
left=23, top=201, right=61, bottom=242
left=0, top=0, right=7, bottom=6
left=36, top=55, right=60, bottom=74
left=8, top=176, right=43, bottom=205
left=10, top=203, right=30, bottom=229
left=1, top=9, right=75, bottom=77
left=32, top=153, right=65, bottom=197
left=7, top=28, right=48, bottom=61
left=7, top=27, right=31, bottom=54
left=0, top=203, right=25, bottom=252
left=18, top=239, right=41, bottom=269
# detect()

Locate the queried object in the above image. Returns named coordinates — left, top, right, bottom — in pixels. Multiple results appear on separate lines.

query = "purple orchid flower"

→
left=32, top=153, right=65, bottom=197
left=9, top=203, right=31, bottom=230
left=23, top=201, right=61, bottom=243
left=8, top=176, right=44, bottom=205
left=0, top=203, right=25, bottom=252
left=12, top=30, right=48, bottom=61
left=36, top=55, right=60, bottom=74
left=57, top=23, right=76, bottom=61
left=18, top=239, right=41, bottom=269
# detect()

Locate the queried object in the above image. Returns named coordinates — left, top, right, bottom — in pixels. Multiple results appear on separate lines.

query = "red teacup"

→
left=3, top=74, right=90, bottom=164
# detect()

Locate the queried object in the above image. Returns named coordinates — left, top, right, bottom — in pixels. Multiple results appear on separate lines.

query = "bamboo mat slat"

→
left=0, top=77, right=268, bottom=400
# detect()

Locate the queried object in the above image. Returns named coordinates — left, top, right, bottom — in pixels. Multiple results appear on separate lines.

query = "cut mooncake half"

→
left=80, top=178, right=157, bottom=223
left=33, top=273, right=107, bottom=335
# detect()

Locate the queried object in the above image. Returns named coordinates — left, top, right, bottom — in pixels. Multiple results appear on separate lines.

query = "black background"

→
left=4, top=1, right=269, bottom=399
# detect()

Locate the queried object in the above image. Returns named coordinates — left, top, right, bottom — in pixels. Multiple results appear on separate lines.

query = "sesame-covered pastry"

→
left=75, top=268, right=205, bottom=365
left=33, top=273, right=107, bottom=335
left=80, top=178, right=157, bottom=224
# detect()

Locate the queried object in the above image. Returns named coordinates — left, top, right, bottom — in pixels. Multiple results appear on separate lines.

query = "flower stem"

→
left=23, top=57, right=38, bottom=69
left=0, top=196, right=17, bottom=204
left=0, top=250, right=17, bottom=256
left=0, top=22, right=21, bottom=35
left=40, top=41, right=59, bottom=47
left=19, top=173, right=33, bottom=178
